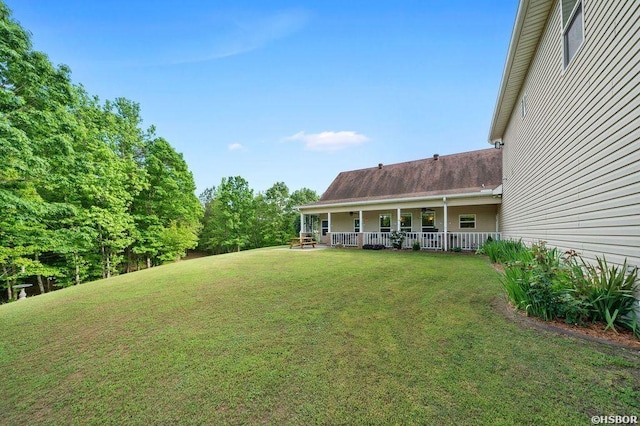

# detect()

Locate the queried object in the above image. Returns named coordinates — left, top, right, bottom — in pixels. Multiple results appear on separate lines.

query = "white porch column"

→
left=397, top=208, right=401, bottom=231
left=300, top=213, right=304, bottom=236
left=328, top=212, right=332, bottom=233
left=443, top=197, right=448, bottom=251
left=359, top=210, right=363, bottom=231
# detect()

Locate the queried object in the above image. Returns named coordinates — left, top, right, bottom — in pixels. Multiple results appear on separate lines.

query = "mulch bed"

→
left=493, top=297, right=640, bottom=351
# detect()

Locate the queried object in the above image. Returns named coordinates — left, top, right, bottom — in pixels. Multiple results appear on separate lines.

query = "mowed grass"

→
left=1, top=248, right=639, bottom=425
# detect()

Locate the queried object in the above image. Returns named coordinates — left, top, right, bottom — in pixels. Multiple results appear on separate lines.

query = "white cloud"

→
left=285, top=131, right=370, bottom=152
left=228, top=143, right=246, bottom=151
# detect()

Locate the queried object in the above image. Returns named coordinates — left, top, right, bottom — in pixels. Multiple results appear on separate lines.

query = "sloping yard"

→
left=1, top=248, right=638, bottom=424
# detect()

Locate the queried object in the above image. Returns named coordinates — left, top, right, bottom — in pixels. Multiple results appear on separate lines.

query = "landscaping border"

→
left=492, top=296, right=640, bottom=352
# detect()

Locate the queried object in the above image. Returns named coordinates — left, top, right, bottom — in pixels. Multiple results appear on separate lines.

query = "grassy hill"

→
left=1, top=248, right=638, bottom=424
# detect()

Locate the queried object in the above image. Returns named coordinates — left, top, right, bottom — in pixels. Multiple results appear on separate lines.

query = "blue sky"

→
left=5, top=0, right=518, bottom=196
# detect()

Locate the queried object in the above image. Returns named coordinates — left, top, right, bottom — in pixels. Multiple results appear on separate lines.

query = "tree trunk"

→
left=3, top=265, right=12, bottom=300
left=125, top=248, right=132, bottom=273
left=146, top=257, right=151, bottom=269
left=101, top=242, right=107, bottom=279
left=35, top=253, right=45, bottom=294
left=106, top=252, right=111, bottom=279
left=74, top=252, right=80, bottom=285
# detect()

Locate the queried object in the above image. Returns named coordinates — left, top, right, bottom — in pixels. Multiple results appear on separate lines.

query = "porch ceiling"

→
left=298, top=190, right=501, bottom=214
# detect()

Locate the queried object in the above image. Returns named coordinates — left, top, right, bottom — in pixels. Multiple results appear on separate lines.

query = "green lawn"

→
left=1, top=248, right=638, bottom=425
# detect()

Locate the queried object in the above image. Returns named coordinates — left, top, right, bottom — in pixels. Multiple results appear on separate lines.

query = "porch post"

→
left=397, top=208, right=401, bottom=231
left=443, top=197, right=448, bottom=251
left=328, top=212, right=332, bottom=233
left=300, top=213, right=304, bottom=236
left=358, top=210, right=364, bottom=248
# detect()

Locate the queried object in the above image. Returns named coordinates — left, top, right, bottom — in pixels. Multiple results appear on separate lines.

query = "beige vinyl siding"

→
left=500, top=0, right=640, bottom=265
left=447, top=205, right=499, bottom=232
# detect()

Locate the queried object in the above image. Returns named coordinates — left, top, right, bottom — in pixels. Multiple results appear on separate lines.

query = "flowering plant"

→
left=389, top=231, right=406, bottom=249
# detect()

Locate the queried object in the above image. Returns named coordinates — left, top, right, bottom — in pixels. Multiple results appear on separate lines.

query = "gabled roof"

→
left=489, top=0, right=554, bottom=142
left=309, top=149, right=502, bottom=206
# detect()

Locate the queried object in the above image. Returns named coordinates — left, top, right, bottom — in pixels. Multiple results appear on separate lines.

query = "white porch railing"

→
left=331, top=232, right=501, bottom=251
left=363, top=232, right=391, bottom=247
left=403, top=232, right=443, bottom=250
left=446, top=232, right=501, bottom=251
left=331, top=232, right=359, bottom=247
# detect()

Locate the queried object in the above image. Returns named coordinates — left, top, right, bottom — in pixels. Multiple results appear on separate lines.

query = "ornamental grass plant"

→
left=485, top=240, right=640, bottom=338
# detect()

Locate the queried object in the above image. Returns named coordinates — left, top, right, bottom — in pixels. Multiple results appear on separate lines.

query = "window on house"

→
left=459, top=214, right=476, bottom=229
left=421, top=210, right=435, bottom=231
left=562, top=0, right=583, bottom=68
left=321, top=220, right=328, bottom=236
left=379, top=214, right=391, bottom=232
left=354, top=219, right=360, bottom=232
left=521, top=93, right=527, bottom=117
left=400, top=213, right=412, bottom=232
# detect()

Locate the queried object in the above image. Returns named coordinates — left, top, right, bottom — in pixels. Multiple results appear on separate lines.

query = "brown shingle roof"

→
left=312, top=148, right=502, bottom=205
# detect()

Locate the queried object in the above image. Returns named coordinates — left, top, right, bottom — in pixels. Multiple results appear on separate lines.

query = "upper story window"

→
left=562, top=0, right=584, bottom=68
left=521, top=93, right=527, bottom=118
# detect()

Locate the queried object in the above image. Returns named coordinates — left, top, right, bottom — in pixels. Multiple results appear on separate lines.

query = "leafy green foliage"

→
left=476, top=238, right=531, bottom=264
left=578, top=258, right=639, bottom=335
left=496, top=241, right=639, bottom=338
left=199, top=180, right=318, bottom=255
left=0, top=3, right=203, bottom=299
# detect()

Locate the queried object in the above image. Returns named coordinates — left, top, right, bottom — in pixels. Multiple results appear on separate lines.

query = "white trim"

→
left=443, top=197, right=448, bottom=251
left=300, top=213, right=304, bottom=236
left=297, top=190, right=499, bottom=210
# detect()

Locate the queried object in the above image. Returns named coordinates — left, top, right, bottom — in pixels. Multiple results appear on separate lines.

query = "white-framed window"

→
left=562, top=0, right=583, bottom=68
left=400, top=213, right=412, bottom=232
left=421, top=209, right=435, bottom=231
left=321, top=220, right=328, bottom=236
left=354, top=219, right=360, bottom=232
left=521, top=93, right=527, bottom=118
left=379, top=214, right=391, bottom=232
left=459, top=214, right=476, bottom=229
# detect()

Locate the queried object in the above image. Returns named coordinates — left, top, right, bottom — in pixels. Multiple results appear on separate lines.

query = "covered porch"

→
left=299, top=193, right=502, bottom=251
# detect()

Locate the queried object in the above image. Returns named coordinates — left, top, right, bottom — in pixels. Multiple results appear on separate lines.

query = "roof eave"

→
left=297, top=190, right=500, bottom=211
left=488, top=0, right=554, bottom=143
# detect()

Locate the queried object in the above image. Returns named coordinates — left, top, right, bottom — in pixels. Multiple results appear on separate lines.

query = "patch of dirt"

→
left=493, top=297, right=640, bottom=351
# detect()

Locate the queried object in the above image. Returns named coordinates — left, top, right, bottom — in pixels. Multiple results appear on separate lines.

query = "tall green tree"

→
left=0, top=1, right=76, bottom=296
left=199, top=177, right=255, bottom=254
left=131, top=137, right=202, bottom=267
left=259, top=182, right=293, bottom=246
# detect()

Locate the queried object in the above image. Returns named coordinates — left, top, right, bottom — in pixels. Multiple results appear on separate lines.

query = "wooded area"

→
left=0, top=3, right=318, bottom=300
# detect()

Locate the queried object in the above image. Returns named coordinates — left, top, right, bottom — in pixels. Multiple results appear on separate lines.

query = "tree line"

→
left=0, top=2, right=318, bottom=301
left=199, top=179, right=318, bottom=255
